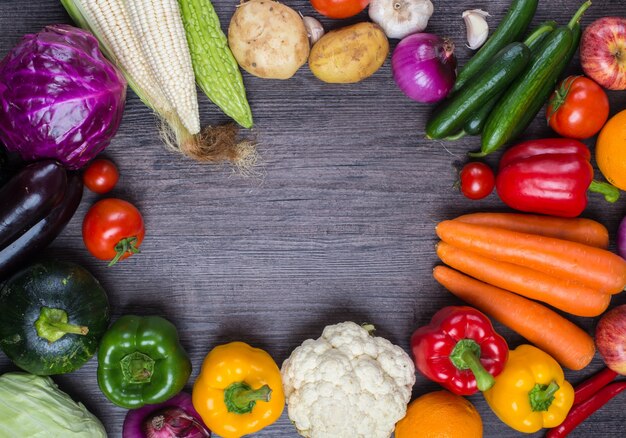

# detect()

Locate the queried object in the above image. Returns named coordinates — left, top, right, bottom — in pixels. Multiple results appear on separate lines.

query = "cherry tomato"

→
left=546, top=75, right=609, bottom=139
left=83, top=159, right=119, bottom=194
left=310, top=0, right=370, bottom=19
left=460, top=162, right=495, bottom=200
left=83, top=199, right=145, bottom=266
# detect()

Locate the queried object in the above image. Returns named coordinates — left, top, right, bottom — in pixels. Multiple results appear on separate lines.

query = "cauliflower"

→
left=281, top=322, right=416, bottom=438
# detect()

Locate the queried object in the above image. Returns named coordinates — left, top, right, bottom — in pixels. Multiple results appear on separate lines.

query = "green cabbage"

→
left=0, top=372, right=107, bottom=437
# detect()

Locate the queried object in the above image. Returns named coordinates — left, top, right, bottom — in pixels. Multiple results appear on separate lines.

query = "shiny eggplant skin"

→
left=0, top=160, right=67, bottom=248
left=0, top=172, right=83, bottom=279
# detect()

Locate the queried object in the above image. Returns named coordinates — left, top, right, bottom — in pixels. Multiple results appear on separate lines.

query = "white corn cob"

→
left=125, top=0, right=200, bottom=135
left=77, top=0, right=173, bottom=118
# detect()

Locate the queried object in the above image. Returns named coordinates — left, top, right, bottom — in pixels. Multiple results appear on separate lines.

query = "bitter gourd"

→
left=179, top=0, right=253, bottom=128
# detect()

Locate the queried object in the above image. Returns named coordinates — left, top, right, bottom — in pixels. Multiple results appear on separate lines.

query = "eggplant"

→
left=0, top=172, right=83, bottom=279
left=0, top=161, right=67, bottom=248
left=0, top=147, right=23, bottom=186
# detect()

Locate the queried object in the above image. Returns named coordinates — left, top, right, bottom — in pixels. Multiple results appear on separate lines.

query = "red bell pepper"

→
left=410, top=306, right=508, bottom=396
left=496, top=138, right=619, bottom=218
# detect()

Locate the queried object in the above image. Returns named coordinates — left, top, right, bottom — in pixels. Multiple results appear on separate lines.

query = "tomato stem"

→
left=546, top=76, right=579, bottom=124
left=109, top=236, right=140, bottom=267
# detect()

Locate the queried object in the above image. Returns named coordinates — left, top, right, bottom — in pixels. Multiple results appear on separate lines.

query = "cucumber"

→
left=464, top=99, right=499, bottom=136
left=426, top=43, right=530, bottom=139
left=463, top=21, right=557, bottom=136
left=479, top=1, right=590, bottom=155
left=453, top=0, right=538, bottom=92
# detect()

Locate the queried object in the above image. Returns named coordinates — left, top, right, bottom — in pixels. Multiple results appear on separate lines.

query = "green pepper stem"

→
left=468, top=150, right=488, bottom=158
left=589, top=180, right=620, bottom=203
left=224, top=382, right=272, bottom=415
left=449, top=339, right=496, bottom=392
left=568, top=1, right=592, bottom=29
left=120, top=351, right=155, bottom=384
left=529, top=381, right=560, bottom=412
left=109, top=236, right=141, bottom=267
left=524, top=22, right=557, bottom=47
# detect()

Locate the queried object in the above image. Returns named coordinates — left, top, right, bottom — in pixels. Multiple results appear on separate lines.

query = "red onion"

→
left=392, top=33, right=457, bottom=103
left=123, top=392, right=210, bottom=438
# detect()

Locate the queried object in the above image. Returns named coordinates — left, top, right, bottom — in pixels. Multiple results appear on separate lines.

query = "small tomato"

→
left=546, top=75, right=609, bottom=139
left=460, top=162, right=495, bottom=200
left=83, top=199, right=145, bottom=266
left=83, top=158, right=119, bottom=194
left=310, top=0, right=370, bottom=19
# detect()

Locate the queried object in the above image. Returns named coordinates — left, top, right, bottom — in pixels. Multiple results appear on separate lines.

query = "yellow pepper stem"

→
left=529, top=380, right=560, bottom=412
left=450, top=339, right=495, bottom=391
left=224, top=382, right=272, bottom=414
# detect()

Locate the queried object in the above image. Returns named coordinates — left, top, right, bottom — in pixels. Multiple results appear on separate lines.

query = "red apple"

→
left=596, top=304, right=626, bottom=374
left=580, top=17, right=626, bottom=90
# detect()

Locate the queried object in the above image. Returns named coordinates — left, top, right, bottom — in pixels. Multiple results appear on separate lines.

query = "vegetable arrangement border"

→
left=1, top=0, right=626, bottom=437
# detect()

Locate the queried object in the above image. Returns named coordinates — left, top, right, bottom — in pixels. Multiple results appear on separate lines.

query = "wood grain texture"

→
left=1, top=0, right=626, bottom=436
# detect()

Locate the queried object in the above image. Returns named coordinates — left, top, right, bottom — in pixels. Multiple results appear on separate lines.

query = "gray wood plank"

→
left=1, top=0, right=626, bottom=436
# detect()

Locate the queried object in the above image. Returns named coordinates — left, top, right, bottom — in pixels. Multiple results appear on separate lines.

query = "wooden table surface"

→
left=2, top=0, right=626, bottom=436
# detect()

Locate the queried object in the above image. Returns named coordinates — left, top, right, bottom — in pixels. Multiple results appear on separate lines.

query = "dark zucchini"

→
left=0, top=173, right=83, bottom=280
left=0, top=161, right=66, bottom=248
left=0, top=261, right=110, bottom=375
left=453, top=0, right=538, bottom=92
left=480, top=1, right=590, bottom=155
left=426, top=43, right=531, bottom=139
left=463, top=21, right=558, bottom=136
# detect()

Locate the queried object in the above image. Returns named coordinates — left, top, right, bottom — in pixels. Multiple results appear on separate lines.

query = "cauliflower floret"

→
left=281, top=322, right=416, bottom=438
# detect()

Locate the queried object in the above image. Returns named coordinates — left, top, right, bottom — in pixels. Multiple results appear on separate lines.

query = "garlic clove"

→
left=463, top=9, right=490, bottom=50
left=302, top=16, right=325, bottom=46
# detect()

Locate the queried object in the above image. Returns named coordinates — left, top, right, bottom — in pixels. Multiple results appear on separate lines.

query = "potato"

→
left=228, top=0, right=309, bottom=80
left=309, top=22, right=390, bottom=84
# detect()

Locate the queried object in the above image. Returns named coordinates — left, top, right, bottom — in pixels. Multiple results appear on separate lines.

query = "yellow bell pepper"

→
left=192, top=341, right=285, bottom=438
left=484, top=344, right=574, bottom=434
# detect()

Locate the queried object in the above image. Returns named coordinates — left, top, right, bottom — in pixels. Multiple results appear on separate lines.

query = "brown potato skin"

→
left=309, top=23, right=390, bottom=84
left=228, top=0, right=309, bottom=80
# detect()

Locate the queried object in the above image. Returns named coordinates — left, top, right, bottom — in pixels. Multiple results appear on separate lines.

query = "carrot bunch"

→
left=433, top=212, right=626, bottom=371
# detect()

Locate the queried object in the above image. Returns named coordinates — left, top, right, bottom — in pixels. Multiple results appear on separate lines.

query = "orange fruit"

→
left=596, top=109, right=626, bottom=190
left=395, top=390, right=483, bottom=438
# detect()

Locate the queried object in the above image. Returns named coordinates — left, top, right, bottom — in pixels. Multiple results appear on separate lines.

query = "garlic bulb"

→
left=463, top=9, right=491, bottom=50
left=302, top=16, right=325, bottom=46
left=369, top=0, right=434, bottom=40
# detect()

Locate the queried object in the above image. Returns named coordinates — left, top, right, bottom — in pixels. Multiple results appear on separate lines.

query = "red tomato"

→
left=546, top=75, right=610, bottom=139
left=83, top=159, right=119, bottom=194
left=460, top=162, right=495, bottom=200
left=310, top=0, right=369, bottom=19
left=83, top=199, right=145, bottom=266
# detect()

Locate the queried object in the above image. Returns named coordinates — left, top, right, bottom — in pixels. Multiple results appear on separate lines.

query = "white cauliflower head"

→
left=281, top=322, right=416, bottom=438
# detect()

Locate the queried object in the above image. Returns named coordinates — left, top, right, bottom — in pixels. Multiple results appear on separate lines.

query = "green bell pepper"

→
left=97, top=315, right=191, bottom=409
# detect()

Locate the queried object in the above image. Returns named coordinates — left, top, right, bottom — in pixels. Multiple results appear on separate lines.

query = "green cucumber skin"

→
left=462, top=21, right=557, bottom=136
left=179, top=0, right=253, bottom=128
left=464, top=98, right=499, bottom=135
left=453, top=0, right=538, bottom=92
left=426, top=43, right=530, bottom=139
left=481, top=28, right=573, bottom=154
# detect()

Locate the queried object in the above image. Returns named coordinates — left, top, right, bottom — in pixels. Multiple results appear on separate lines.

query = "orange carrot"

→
left=437, top=220, right=626, bottom=295
left=436, top=241, right=611, bottom=317
left=433, top=265, right=595, bottom=371
left=454, top=212, right=609, bottom=249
